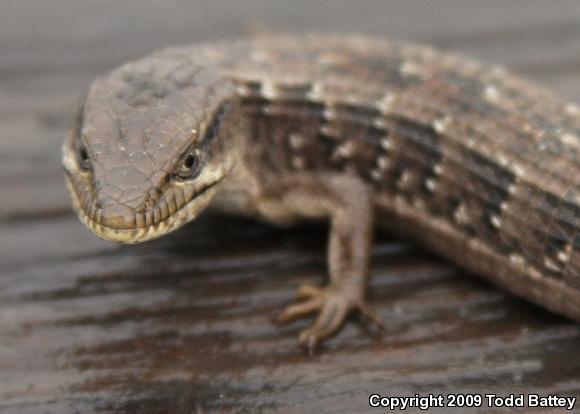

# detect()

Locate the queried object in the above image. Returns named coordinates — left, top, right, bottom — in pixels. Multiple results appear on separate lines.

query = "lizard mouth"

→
left=65, top=175, right=222, bottom=243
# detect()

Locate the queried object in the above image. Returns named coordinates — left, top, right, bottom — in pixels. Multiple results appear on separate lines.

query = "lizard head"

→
left=63, top=56, right=240, bottom=243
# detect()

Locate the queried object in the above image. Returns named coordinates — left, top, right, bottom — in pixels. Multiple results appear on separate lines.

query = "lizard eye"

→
left=77, top=142, right=91, bottom=171
left=176, top=149, right=201, bottom=179
left=72, top=99, right=91, bottom=171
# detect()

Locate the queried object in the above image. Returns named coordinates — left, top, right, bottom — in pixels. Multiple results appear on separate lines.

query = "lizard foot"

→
left=278, top=284, right=384, bottom=352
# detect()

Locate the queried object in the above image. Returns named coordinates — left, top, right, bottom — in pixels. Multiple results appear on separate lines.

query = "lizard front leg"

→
left=256, top=173, right=384, bottom=350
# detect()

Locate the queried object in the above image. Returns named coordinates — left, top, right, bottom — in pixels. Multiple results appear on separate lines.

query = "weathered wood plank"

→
left=2, top=1, right=580, bottom=413
left=2, top=214, right=580, bottom=413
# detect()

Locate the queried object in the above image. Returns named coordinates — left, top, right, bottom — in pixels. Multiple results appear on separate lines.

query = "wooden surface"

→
left=2, top=1, right=580, bottom=413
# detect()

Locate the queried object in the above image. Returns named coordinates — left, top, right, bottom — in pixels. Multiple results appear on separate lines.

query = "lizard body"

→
left=63, top=35, right=580, bottom=349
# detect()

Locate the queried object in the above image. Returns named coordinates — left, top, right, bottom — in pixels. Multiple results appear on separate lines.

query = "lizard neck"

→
left=209, top=128, right=262, bottom=216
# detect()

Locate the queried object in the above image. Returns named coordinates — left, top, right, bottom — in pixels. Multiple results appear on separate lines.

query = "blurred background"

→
left=2, top=1, right=580, bottom=413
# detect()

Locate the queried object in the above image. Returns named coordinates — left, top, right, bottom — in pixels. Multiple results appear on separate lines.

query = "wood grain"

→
left=2, top=1, right=580, bottom=412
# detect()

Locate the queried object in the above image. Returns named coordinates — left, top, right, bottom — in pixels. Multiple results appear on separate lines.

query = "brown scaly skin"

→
left=64, top=34, right=580, bottom=351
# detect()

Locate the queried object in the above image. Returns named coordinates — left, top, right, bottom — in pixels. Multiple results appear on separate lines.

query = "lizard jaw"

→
left=65, top=176, right=221, bottom=244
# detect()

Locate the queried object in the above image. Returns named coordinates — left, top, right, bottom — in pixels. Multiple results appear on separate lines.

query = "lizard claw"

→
left=296, top=284, right=323, bottom=300
left=278, top=284, right=384, bottom=352
left=277, top=284, right=324, bottom=323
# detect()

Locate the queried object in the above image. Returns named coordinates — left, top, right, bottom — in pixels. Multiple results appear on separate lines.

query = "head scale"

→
left=63, top=54, right=240, bottom=243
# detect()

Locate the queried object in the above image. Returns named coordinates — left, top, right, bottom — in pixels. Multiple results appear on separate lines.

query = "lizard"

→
left=62, top=34, right=580, bottom=351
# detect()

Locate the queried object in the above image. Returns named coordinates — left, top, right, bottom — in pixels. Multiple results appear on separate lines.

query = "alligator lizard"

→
left=62, top=34, right=580, bottom=350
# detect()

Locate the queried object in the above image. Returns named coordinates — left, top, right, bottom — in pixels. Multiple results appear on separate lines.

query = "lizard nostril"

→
left=100, top=204, right=137, bottom=229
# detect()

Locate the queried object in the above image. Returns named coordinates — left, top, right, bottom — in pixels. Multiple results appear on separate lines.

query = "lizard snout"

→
left=100, top=204, right=137, bottom=229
